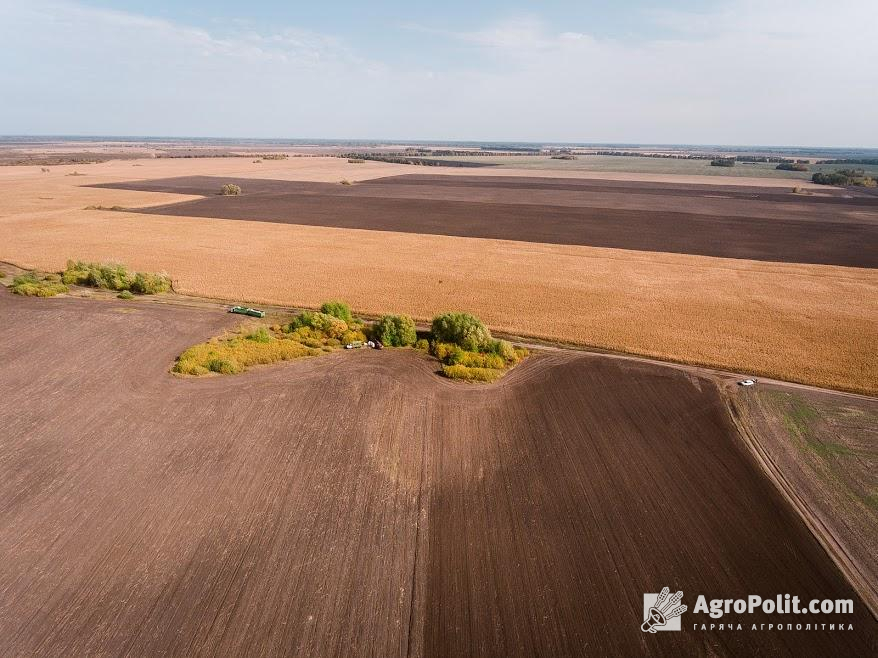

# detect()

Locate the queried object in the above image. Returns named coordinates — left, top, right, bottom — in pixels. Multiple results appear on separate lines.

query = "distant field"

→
left=432, top=154, right=878, bottom=180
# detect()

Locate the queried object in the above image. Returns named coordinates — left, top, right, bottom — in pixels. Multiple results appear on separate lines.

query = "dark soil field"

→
left=0, top=290, right=874, bottom=656
left=93, top=174, right=878, bottom=267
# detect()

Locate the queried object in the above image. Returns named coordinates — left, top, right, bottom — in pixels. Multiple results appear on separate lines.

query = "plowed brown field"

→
left=93, top=175, right=878, bottom=267
left=0, top=290, right=873, bottom=656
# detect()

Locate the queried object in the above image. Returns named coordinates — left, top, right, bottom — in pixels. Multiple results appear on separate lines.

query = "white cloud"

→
left=0, top=0, right=876, bottom=145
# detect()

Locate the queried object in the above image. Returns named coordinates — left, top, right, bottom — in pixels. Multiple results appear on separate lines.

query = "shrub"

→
left=374, top=314, right=417, bottom=347
left=340, top=179, right=352, bottom=185
left=342, top=329, right=367, bottom=344
left=320, top=300, right=353, bottom=324
left=456, top=351, right=506, bottom=369
left=442, top=364, right=503, bottom=382
left=432, top=342, right=464, bottom=364
left=62, top=260, right=131, bottom=290
left=208, top=358, right=240, bottom=375
left=117, top=290, right=135, bottom=300
left=61, top=260, right=171, bottom=294
left=415, top=339, right=429, bottom=351
left=246, top=326, right=273, bottom=343
left=11, top=272, right=69, bottom=297
left=129, top=271, right=172, bottom=294
left=430, top=312, right=492, bottom=351
left=286, top=311, right=348, bottom=338
left=220, top=183, right=241, bottom=196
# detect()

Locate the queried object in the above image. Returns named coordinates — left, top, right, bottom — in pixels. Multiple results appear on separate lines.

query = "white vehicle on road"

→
left=737, top=379, right=757, bottom=386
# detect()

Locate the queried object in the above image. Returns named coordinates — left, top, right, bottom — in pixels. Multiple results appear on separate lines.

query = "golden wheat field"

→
left=0, top=157, right=875, bottom=394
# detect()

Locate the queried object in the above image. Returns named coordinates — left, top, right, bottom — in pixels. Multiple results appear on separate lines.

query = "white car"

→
left=737, top=379, right=757, bottom=386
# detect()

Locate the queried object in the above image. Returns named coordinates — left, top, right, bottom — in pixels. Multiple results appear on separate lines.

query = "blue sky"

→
left=1, top=0, right=876, bottom=145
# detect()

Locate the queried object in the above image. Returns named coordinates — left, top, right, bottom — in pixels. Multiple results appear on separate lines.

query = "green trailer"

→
left=229, top=306, right=266, bottom=318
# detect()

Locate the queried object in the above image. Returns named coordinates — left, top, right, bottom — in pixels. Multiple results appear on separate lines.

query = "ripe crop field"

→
left=0, top=157, right=875, bottom=393
left=0, top=290, right=874, bottom=656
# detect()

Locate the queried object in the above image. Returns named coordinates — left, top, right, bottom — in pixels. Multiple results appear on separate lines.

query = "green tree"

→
left=430, top=312, right=492, bottom=351
left=374, top=314, right=417, bottom=347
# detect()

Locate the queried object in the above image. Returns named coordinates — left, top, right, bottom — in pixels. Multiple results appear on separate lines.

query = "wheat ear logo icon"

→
left=641, top=587, right=687, bottom=633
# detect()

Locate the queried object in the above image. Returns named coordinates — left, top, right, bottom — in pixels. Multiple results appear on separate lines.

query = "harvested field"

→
left=1, top=157, right=876, bottom=394
left=0, top=290, right=874, bottom=656
left=92, top=175, right=878, bottom=267
left=734, top=386, right=878, bottom=614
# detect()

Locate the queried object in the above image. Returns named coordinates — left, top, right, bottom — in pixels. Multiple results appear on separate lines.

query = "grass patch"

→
left=442, top=364, right=504, bottom=382
left=774, top=392, right=855, bottom=459
left=174, top=330, right=321, bottom=375
left=174, top=302, right=367, bottom=376
left=117, top=290, right=135, bottom=300
left=11, top=272, right=69, bottom=297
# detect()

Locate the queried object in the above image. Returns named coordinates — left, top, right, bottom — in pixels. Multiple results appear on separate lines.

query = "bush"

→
left=340, top=179, right=352, bottom=185
left=341, top=329, right=367, bottom=345
left=129, top=271, right=172, bottom=294
left=246, top=326, right=273, bottom=343
left=415, top=339, right=429, bottom=351
left=320, top=300, right=353, bottom=324
left=117, top=290, right=135, bottom=300
left=61, top=260, right=171, bottom=294
left=220, top=183, right=241, bottom=196
left=11, top=272, right=69, bottom=297
left=430, top=312, right=492, bottom=351
left=456, top=351, right=506, bottom=369
left=442, top=364, right=503, bottom=382
left=208, top=358, right=240, bottom=374
left=374, top=314, right=417, bottom=347
left=62, top=260, right=130, bottom=290
left=432, top=342, right=464, bottom=364
left=286, top=311, right=348, bottom=338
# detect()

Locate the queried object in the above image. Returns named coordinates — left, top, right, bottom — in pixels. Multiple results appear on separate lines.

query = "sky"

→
left=1, top=0, right=876, bottom=146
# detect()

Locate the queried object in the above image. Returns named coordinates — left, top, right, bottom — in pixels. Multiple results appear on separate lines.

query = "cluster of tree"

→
left=336, top=154, right=492, bottom=168
left=776, top=163, right=809, bottom=171
left=373, top=314, right=418, bottom=347
left=811, top=169, right=877, bottom=187
left=815, top=158, right=878, bottom=166
left=710, top=159, right=735, bottom=167
left=736, top=156, right=805, bottom=164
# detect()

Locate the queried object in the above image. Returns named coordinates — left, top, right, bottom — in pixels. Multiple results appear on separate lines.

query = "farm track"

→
left=0, top=289, right=874, bottom=656
left=92, top=175, right=878, bottom=268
